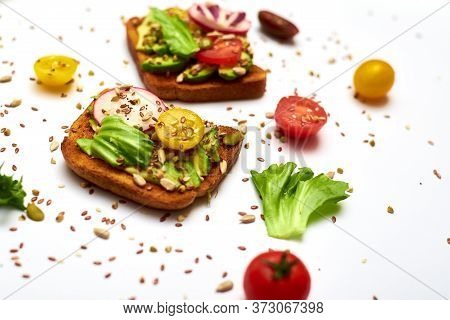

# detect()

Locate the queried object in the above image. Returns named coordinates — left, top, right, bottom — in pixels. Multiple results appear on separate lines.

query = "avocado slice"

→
left=218, top=52, right=253, bottom=81
left=182, top=64, right=217, bottom=83
left=193, top=146, right=211, bottom=176
left=152, top=43, right=170, bottom=55
left=161, top=162, right=182, bottom=188
left=136, top=15, right=160, bottom=53
left=218, top=68, right=241, bottom=81
left=142, top=56, right=187, bottom=73
left=183, top=162, right=201, bottom=188
left=200, top=127, right=220, bottom=162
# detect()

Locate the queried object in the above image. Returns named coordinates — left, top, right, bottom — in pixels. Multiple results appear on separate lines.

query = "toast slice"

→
left=126, top=17, right=267, bottom=102
left=61, top=108, right=243, bottom=210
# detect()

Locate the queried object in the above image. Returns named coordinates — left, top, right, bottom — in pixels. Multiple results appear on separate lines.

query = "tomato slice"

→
left=196, top=39, right=242, bottom=66
left=274, top=96, right=327, bottom=139
left=155, top=108, right=205, bottom=151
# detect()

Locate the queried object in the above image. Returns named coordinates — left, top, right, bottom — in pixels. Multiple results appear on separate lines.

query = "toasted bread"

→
left=61, top=108, right=243, bottom=210
left=126, top=17, right=267, bottom=102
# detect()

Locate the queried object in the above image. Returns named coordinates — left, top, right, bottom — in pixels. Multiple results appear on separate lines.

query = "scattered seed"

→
left=216, top=280, right=233, bottom=293
left=50, top=141, right=59, bottom=152
left=240, top=214, right=256, bottom=224
left=6, top=98, right=21, bottom=108
left=331, top=216, right=337, bottom=223
left=337, top=168, right=344, bottom=174
left=238, top=246, right=246, bottom=251
left=265, top=112, right=274, bottom=119
left=26, top=203, right=45, bottom=222
left=433, top=169, right=442, bottom=180
left=387, top=206, right=394, bottom=214
left=94, top=227, right=110, bottom=240
left=150, top=246, right=158, bottom=253
left=0, top=75, right=12, bottom=83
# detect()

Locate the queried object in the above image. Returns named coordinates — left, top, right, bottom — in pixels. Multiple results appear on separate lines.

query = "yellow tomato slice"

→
left=155, top=108, right=205, bottom=151
left=354, top=59, right=394, bottom=99
left=34, top=55, right=79, bottom=87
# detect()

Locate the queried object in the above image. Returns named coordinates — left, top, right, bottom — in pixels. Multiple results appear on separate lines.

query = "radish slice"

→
left=188, top=3, right=251, bottom=35
left=92, top=86, right=168, bottom=131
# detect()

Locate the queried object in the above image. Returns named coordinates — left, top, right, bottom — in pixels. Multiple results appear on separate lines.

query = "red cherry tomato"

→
left=196, top=39, right=242, bottom=66
left=243, top=251, right=311, bottom=300
left=274, top=96, right=327, bottom=139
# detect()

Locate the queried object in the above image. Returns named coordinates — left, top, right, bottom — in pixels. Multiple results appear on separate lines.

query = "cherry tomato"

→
left=34, top=55, right=79, bottom=87
left=244, top=251, right=311, bottom=300
left=196, top=39, right=242, bottom=66
left=354, top=59, right=395, bottom=99
left=274, top=96, right=327, bottom=139
left=155, top=108, right=205, bottom=151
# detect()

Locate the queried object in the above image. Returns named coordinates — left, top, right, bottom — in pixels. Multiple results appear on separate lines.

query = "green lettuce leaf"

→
left=77, top=116, right=153, bottom=168
left=150, top=8, right=199, bottom=58
left=0, top=165, right=27, bottom=210
left=251, top=163, right=349, bottom=239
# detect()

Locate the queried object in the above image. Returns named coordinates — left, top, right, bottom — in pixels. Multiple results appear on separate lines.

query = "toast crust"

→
left=61, top=109, right=243, bottom=210
left=126, top=17, right=267, bottom=102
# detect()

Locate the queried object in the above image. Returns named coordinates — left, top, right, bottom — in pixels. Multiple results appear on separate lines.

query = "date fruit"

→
left=258, top=10, right=299, bottom=40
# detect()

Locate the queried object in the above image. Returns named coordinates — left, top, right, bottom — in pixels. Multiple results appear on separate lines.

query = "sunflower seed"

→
left=216, top=280, right=233, bottom=293
left=240, top=214, right=255, bottom=224
left=157, top=148, right=166, bottom=164
left=6, top=98, right=21, bottom=108
left=94, top=227, right=110, bottom=240
left=133, top=174, right=146, bottom=187
left=220, top=160, right=227, bottom=174
left=0, top=75, right=12, bottom=83
left=160, top=178, right=176, bottom=191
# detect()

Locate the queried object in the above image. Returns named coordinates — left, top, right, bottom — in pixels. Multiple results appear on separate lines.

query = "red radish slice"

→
left=93, top=87, right=168, bottom=131
left=188, top=3, right=251, bottom=35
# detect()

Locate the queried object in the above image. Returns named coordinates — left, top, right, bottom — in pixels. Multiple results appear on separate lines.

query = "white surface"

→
left=0, top=0, right=449, bottom=300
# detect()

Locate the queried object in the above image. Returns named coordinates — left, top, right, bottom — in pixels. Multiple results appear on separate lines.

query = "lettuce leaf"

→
left=77, top=116, right=153, bottom=168
left=150, top=8, right=199, bottom=58
left=0, top=165, right=27, bottom=210
left=251, top=163, right=349, bottom=239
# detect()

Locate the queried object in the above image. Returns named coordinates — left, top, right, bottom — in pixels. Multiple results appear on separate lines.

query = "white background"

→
left=0, top=0, right=449, bottom=300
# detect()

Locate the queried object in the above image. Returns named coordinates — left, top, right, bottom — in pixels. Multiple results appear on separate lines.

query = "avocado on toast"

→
left=126, top=4, right=266, bottom=102
left=61, top=87, right=243, bottom=210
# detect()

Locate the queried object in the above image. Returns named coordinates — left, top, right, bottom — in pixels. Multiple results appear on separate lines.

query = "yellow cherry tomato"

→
left=155, top=108, right=205, bottom=151
left=34, top=55, right=79, bottom=87
left=353, top=59, right=395, bottom=99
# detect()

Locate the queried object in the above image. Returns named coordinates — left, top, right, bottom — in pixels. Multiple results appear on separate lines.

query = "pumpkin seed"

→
left=26, top=203, right=45, bottom=222
left=50, top=141, right=59, bottom=152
